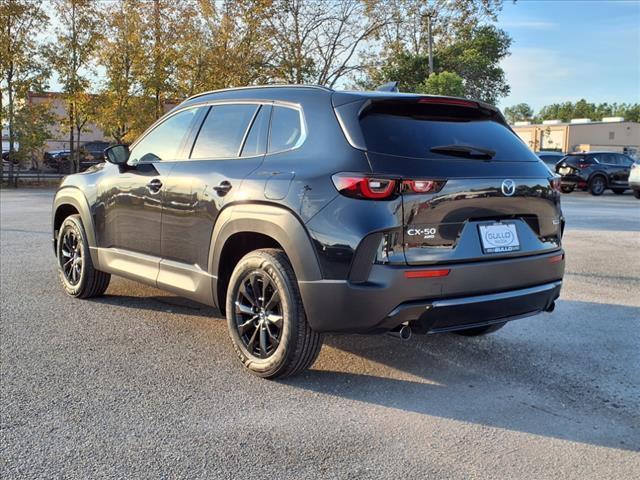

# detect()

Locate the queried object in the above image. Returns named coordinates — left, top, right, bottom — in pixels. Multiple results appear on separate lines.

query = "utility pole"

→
left=426, top=13, right=434, bottom=76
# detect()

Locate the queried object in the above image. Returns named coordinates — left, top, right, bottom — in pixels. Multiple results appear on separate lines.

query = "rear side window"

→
left=359, top=101, right=540, bottom=162
left=269, top=106, right=304, bottom=153
left=191, top=104, right=258, bottom=159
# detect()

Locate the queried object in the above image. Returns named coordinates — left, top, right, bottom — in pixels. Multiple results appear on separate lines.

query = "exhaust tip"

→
left=388, top=325, right=412, bottom=341
left=546, top=301, right=556, bottom=313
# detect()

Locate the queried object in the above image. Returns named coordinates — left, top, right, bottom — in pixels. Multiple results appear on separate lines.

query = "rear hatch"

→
left=336, top=95, right=563, bottom=265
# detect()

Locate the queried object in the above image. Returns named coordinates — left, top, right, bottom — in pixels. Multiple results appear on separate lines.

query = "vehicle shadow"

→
left=93, top=293, right=219, bottom=319
left=282, top=300, right=640, bottom=452
left=91, top=286, right=640, bottom=451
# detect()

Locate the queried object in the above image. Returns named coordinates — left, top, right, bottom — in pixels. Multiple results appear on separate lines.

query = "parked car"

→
left=44, top=141, right=110, bottom=173
left=555, top=152, right=634, bottom=195
left=536, top=151, right=565, bottom=168
left=629, top=160, right=640, bottom=199
left=52, top=85, right=565, bottom=378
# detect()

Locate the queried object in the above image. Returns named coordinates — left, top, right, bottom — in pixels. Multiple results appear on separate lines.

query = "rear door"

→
left=357, top=98, right=562, bottom=265
left=159, top=103, right=271, bottom=271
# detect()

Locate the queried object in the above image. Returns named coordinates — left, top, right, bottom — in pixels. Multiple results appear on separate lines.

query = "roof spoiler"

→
left=375, top=81, right=399, bottom=93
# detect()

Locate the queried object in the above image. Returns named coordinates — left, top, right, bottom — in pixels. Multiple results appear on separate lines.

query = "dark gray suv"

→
left=52, top=85, right=565, bottom=378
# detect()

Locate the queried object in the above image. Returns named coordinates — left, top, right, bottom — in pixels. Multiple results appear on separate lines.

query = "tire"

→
left=226, top=248, right=322, bottom=379
left=634, top=189, right=640, bottom=199
left=588, top=175, right=606, bottom=196
left=454, top=322, right=506, bottom=337
left=560, top=185, right=574, bottom=194
left=612, top=188, right=626, bottom=195
left=56, top=214, right=111, bottom=298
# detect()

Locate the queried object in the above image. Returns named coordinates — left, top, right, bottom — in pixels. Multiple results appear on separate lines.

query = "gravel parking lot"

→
left=1, top=188, right=639, bottom=479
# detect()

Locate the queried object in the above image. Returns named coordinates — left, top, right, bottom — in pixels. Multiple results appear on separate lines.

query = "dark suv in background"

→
left=555, top=152, right=634, bottom=195
left=52, top=85, right=565, bottom=378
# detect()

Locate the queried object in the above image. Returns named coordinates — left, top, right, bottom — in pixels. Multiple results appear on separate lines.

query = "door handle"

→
left=147, top=178, right=163, bottom=193
left=213, top=180, right=232, bottom=196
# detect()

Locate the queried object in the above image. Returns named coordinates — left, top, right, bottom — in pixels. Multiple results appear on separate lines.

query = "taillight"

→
left=550, top=176, right=562, bottom=193
left=332, top=174, right=398, bottom=199
left=332, top=174, right=446, bottom=200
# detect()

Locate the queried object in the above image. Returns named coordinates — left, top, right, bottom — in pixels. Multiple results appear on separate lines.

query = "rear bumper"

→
left=298, top=250, right=564, bottom=334
left=386, top=281, right=561, bottom=334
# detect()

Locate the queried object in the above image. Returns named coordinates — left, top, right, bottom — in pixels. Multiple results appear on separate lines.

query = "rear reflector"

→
left=548, top=254, right=564, bottom=264
left=405, top=269, right=451, bottom=279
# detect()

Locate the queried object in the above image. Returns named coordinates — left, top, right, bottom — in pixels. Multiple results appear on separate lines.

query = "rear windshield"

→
left=359, top=101, right=539, bottom=162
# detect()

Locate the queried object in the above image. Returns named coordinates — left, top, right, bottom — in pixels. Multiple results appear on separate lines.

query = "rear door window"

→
left=191, top=104, right=258, bottom=159
left=241, top=105, right=271, bottom=157
left=268, top=106, right=304, bottom=153
left=359, top=101, right=540, bottom=162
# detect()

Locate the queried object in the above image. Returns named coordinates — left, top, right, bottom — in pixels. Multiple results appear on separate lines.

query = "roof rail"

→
left=186, top=84, right=334, bottom=102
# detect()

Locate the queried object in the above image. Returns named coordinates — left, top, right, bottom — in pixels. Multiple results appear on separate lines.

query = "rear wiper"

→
left=430, top=144, right=496, bottom=160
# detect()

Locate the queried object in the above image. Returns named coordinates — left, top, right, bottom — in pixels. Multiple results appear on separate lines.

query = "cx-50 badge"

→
left=501, top=179, right=516, bottom=196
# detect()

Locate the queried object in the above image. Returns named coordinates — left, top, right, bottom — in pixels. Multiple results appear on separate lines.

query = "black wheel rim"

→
left=60, top=229, right=82, bottom=285
left=234, top=271, right=283, bottom=359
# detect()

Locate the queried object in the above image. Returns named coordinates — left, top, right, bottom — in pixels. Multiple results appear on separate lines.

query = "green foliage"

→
left=0, top=0, right=50, bottom=174
left=436, top=25, right=511, bottom=104
left=504, top=103, right=534, bottom=123
left=417, top=71, right=465, bottom=97
left=360, top=24, right=511, bottom=104
left=532, top=100, right=640, bottom=123
left=12, top=102, right=55, bottom=166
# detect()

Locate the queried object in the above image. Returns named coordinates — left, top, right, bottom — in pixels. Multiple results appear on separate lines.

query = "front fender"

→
left=52, top=186, right=100, bottom=268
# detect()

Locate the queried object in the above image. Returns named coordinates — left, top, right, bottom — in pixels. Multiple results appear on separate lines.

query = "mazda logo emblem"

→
left=501, top=179, right=516, bottom=196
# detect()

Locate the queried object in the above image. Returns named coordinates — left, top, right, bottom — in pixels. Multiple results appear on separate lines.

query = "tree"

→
left=12, top=100, right=55, bottom=170
left=73, top=92, right=100, bottom=158
left=267, top=0, right=388, bottom=87
left=504, top=103, right=534, bottom=124
left=436, top=25, right=511, bottom=104
left=138, top=0, right=180, bottom=119
left=47, top=0, right=101, bottom=172
left=97, top=0, right=150, bottom=143
left=358, top=6, right=511, bottom=103
left=417, top=71, right=465, bottom=97
left=0, top=0, right=49, bottom=185
left=173, top=0, right=274, bottom=95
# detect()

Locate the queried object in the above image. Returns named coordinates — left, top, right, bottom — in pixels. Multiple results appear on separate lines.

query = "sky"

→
left=497, top=0, right=640, bottom=111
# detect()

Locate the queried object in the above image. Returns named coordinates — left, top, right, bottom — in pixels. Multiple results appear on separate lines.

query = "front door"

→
left=94, top=107, right=202, bottom=281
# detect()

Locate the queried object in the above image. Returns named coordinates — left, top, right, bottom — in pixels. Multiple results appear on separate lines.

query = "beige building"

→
left=511, top=118, right=640, bottom=158
left=27, top=92, right=111, bottom=151
left=25, top=92, right=178, bottom=152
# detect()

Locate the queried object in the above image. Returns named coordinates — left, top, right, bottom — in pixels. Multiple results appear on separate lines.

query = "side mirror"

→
left=105, top=144, right=130, bottom=165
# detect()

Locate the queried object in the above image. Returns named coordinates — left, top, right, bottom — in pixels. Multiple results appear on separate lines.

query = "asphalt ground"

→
left=1, top=188, right=639, bottom=479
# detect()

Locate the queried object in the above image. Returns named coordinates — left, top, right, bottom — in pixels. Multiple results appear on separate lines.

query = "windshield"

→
left=359, top=101, right=540, bottom=162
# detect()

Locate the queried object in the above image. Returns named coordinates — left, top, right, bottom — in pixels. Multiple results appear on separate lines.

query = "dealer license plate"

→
left=478, top=223, right=520, bottom=253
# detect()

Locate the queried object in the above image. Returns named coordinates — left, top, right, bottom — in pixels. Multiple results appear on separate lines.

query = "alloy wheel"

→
left=592, top=177, right=605, bottom=195
left=60, top=229, right=83, bottom=285
left=234, top=271, right=283, bottom=359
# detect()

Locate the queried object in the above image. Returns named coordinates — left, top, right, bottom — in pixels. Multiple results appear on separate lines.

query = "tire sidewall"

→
left=226, top=253, right=298, bottom=376
left=56, top=216, right=88, bottom=296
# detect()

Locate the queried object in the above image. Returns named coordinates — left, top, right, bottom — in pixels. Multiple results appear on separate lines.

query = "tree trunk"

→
left=68, top=101, right=75, bottom=173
